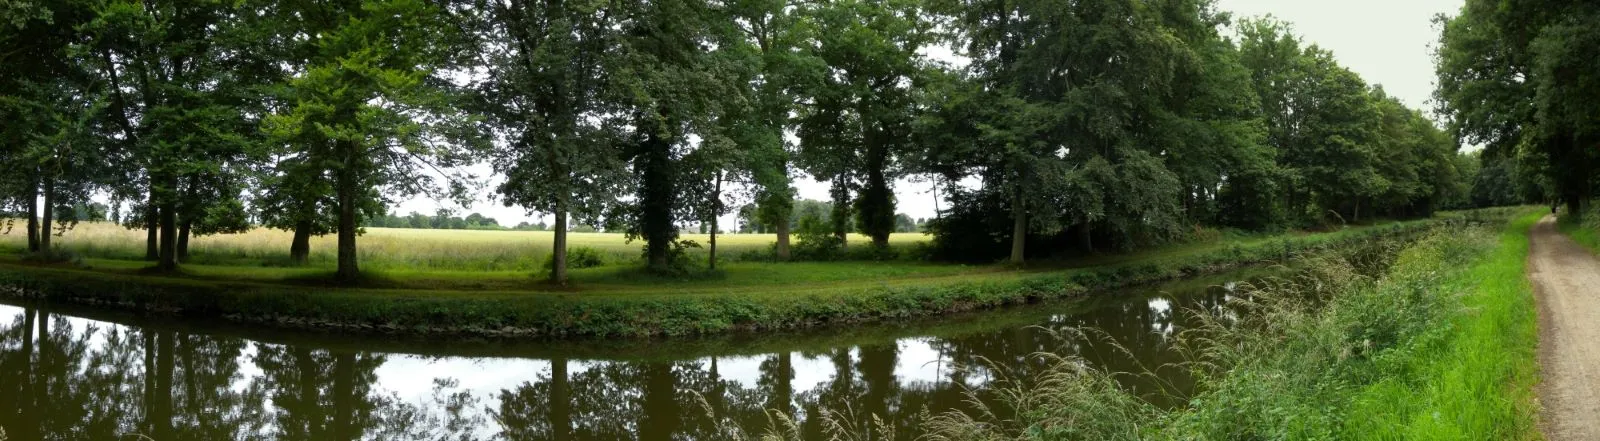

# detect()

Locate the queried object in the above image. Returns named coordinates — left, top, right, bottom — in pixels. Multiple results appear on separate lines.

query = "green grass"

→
left=816, top=208, right=1540, bottom=441
left=1337, top=210, right=1542, bottom=440
left=1558, top=205, right=1600, bottom=253
left=0, top=217, right=1459, bottom=337
left=0, top=208, right=1524, bottom=338
left=2, top=217, right=1445, bottom=293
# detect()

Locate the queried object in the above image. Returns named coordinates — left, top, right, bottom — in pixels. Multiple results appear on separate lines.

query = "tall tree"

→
left=264, top=0, right=487, bottom=281
left=479, top=0, right=629, bottom=284
left=796, top=0, right=932, bottom=249
left=1239, top=19, right=1384, bottom=224
left=0, top=0, right=99, bottom=254
left=82, top=0, right=258, bottom=271
left=725, top=0, right=816, bottom=261
left=925, top=0, right=1190, bottom=261
left=607, top=0, right=735, bottom=271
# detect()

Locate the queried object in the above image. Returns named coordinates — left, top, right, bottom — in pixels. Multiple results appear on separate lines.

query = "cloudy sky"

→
left=396, top=0, right=1467, bottom=229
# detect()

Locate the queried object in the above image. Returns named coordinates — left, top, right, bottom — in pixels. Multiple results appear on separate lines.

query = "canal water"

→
left=0, top=271, right=1267, bottom=440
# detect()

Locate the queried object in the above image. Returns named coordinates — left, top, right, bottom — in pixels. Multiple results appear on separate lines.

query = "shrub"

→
left=542, top=246, right=608, bottom=271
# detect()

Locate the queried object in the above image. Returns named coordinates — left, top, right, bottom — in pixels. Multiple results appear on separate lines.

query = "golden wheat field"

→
left=0, top=221, right=929, bottom=271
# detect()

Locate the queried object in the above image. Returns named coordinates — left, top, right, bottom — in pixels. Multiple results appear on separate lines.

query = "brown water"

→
left=0, top=273, right=1259, bottom=440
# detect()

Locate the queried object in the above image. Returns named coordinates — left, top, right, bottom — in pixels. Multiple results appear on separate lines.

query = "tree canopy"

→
left=0, top=0, right=1494, bottom=276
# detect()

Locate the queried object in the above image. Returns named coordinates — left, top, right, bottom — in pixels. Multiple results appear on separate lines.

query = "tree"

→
left=725, top=0, right=817, bottom=261
left=893, top=213, right=916, bottom=233
left=606, top=0, right=738, bottom=272
left=923, top=0, right=1191, bottom=262
left=263, top=0, right=487, bottom=282
left=0, top=2, right=98, bottom=255
left=79, top=0, right=265, bottom=271
left=796, top=0, right=933, bottom=250
left=479, top=0, right=630, bottom=284
left=1239, top=19, right=1385, bottom=224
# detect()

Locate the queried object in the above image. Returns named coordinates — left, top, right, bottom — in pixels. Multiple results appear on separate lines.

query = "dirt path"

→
left=1529, top=215, right=1600, bottom=440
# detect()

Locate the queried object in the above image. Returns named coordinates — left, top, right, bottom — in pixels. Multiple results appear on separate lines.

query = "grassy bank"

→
left=836, top=209, right=1541, bottom=440
left=0, top=212, right=1508, bottom=338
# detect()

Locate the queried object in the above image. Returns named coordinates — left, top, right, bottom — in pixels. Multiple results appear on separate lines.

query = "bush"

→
left=791, top=210, right=845, bottom=261
left=542, top=246, right=609, bottom=271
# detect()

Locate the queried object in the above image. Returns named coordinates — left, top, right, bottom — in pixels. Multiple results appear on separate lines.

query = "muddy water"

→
left=0, top=271, right=1266, bottom=440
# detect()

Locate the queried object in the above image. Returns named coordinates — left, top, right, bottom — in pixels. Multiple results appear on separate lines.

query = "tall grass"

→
left=705, top=210, right=1541, bottom=440
left=0, top=221, right=928, bottom=271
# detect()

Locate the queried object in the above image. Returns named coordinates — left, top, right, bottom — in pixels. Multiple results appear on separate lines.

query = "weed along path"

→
left=1530, top=215, right=1600, bottom=440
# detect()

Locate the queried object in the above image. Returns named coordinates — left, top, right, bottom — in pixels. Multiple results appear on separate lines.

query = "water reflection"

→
left=0, top=280, right=1244, bottom=440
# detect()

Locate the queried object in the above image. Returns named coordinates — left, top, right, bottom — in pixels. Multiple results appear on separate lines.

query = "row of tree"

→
left=1434, top=0, right=1600, bottom=215
left=364, top=210, right=506, bottom=230
left=1, top=0, right=1481, bottom=284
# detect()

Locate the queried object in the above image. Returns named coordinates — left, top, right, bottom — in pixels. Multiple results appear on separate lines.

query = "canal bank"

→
left=0, top=210, right=1516, bottom=339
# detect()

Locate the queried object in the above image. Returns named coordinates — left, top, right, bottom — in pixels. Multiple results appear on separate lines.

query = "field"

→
left=0, top=221, right=929, bottom=271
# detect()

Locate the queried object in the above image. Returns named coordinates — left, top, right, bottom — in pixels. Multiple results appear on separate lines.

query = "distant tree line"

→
left=1, top=0, right=1537, bottom=284
left=736, top=200, right=925, bottom=235
left=363, top=210, right=507, bottom=231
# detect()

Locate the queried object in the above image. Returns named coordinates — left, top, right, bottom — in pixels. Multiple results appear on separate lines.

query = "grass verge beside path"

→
left=1337, top=210, right=1542, bottom=439
left=0, top=209, right=1521, bottom=338
left=873, top=210, right=1543, bottom=441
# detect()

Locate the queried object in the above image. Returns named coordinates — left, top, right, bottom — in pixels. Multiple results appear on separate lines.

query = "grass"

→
left=0, top=217, right=1451, bottom=337
left=770, top=208, right=1538, bottom=440
left=0, top=208, right=1524, bottom=338
left=1335, top=211, right=1542, bottom=439
left=0, top=221, right=930, bottom=271
left=1, top=217, right=1454, bottom=293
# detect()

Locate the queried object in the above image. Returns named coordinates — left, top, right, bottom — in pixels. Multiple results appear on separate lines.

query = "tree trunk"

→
left=145, top=192, right=159, bottom=261
left=25, top=173, right=39, bottom=252
left=1010, top=186, right=1026, bottom=264
left=290, top=219, right=312, bottom=265
left=157, top=174, right=179, bottom=271
left=710, top=171, right=721, bottom=271
left=862, top=146, right=893, bottom=249
left=177, top=219, right=192, bottom=263
left=774, top=221, right=792, bottom=262
left=641, top=127, right=675, bottom=271
left=1077, top=222, right=1094, bottom=253
left=830, top=177, right=851, bottom=248
left=39, top=175, right=54, bottom=252
left=551, top=206, right=570, bottom=284
left=336, top=141, right=360, bottom=282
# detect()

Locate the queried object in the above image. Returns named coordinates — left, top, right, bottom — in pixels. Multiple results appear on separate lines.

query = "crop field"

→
left=0, top=221, right=931, bottom=272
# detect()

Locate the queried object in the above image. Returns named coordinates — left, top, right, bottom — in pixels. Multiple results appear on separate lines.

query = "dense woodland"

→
left=0, top=0, right=1546, bottom=284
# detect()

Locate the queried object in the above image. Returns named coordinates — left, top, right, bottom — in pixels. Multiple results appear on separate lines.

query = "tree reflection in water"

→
left=0, top=282, right=1242, bottom=440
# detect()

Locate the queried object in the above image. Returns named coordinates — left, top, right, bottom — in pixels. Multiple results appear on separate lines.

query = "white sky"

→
left=394, top=0, right=1466, bottom=229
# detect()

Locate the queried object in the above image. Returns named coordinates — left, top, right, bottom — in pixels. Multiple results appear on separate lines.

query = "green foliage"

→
left=1436, top=0, right=1600, bottom=214
left=792, top=209, right=845, bottom=261
left=543, top=246, right=607, bottom=272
